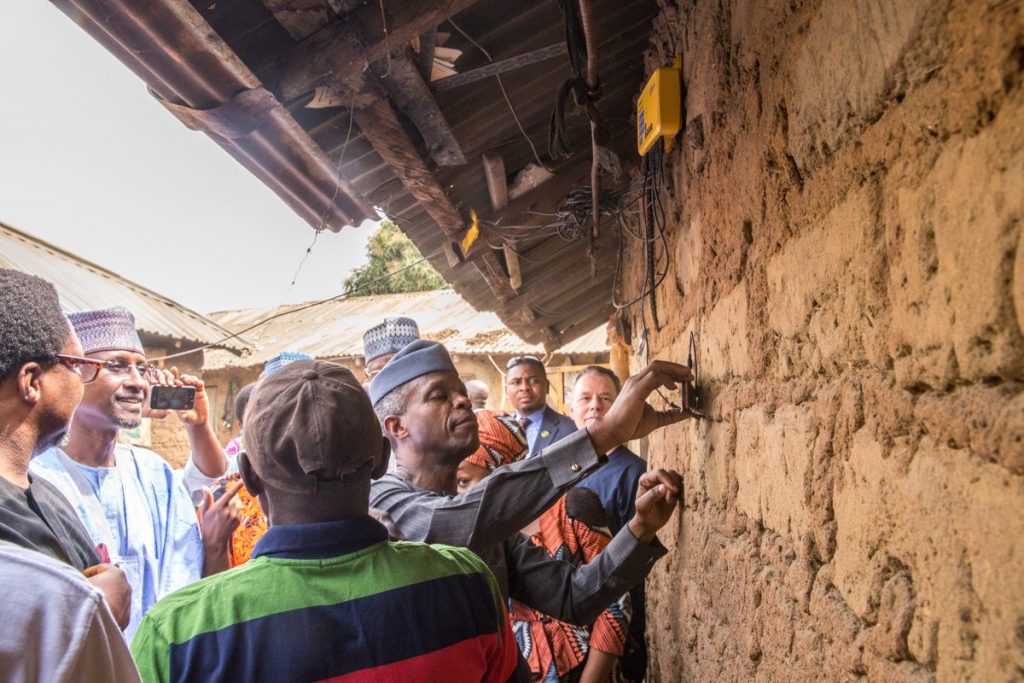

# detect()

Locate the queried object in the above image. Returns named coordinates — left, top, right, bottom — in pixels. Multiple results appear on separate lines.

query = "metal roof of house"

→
left=0, top=221, right=249, bottom=353
left=203, top=289, right=608, bottom=370
left=53, top=0, right=656, bottom=351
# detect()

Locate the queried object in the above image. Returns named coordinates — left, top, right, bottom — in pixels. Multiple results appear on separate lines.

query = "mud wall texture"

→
left=620, top=1, right=1024, bottom=680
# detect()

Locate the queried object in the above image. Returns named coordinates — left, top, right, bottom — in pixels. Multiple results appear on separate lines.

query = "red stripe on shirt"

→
left=317, top=628, right=517, bottom=683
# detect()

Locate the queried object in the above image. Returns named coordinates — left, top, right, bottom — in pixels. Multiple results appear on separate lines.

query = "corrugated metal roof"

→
left=56, top=0, right=657, bottom=348
left=203, top=289, right=607, bottom=370
left=0, top=222, right=249, bottom=353
left=268, top=0, right=655, bottom=348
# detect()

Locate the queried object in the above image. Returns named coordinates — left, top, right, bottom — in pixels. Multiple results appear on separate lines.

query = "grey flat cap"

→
left=368, top=339, right=457, bottom=405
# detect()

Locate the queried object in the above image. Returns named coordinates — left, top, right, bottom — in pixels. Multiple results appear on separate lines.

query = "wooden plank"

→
left=505, top=245, right=522, bottom=291
left=348, top=93, right=524, bottom=311
left=530, top=273, right=614, bottom=328
left=274, top=0, right=482, bottom=101
left=481, top=152, right=508, bottom=211
left=432, top=42, right=568, bottom=91
left=503, top=248, right=592, bottom=308
left=444, top=241, right=464, bottom=268
left=416, top=28, right=437, bottom=80
left=370, top=49, right=466, bottom=166
left=486, top=156, right=590, bottom=226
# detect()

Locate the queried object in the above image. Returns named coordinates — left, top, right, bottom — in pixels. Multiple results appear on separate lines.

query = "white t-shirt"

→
left=0, top=542, right=141, bottom=683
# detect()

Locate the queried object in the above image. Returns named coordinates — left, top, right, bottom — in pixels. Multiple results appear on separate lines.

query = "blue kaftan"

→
left=31, top=444, right=203, bottom=640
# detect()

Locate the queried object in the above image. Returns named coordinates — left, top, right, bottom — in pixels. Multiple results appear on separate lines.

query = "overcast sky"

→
left=0, top=0, right=377, bottom=315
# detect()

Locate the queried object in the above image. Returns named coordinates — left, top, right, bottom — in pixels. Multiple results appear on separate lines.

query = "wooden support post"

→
left=610, top=333, right=630, bottom=385
left=348, top=93, right=526, bottom=314
left=505, top=247, right=522, bottom=291
left=487, top=156, right=590, bottom=226
left=481, top=151, right=523, bottom=292
left=481, top=152, right=508, bottom=211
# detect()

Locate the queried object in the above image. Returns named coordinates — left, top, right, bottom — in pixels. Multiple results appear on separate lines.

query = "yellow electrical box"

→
left=636, top=58, right=682, bottom=156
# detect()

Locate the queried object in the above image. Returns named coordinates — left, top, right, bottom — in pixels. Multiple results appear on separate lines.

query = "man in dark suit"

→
left=505, top=355, right=577, bottom=458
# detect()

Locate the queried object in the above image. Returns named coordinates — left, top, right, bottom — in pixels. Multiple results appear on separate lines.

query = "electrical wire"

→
left=611, top=139, right=671, bottom=314
left=156, top=256, right=431, bottom=362
left=448, top=18, right=548, bottom=170
left=262, top=95, right=360, bottom=341
left=377, top=0, right=392, bottom=78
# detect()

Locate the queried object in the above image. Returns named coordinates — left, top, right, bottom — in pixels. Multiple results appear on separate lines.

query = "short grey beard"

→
left=57, top=430, right=71, bottom=449
left=114, top=416, right=142, bottom=430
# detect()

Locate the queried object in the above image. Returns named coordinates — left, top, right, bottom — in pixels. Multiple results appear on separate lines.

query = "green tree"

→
left=343, top=220, right=449, bottom=295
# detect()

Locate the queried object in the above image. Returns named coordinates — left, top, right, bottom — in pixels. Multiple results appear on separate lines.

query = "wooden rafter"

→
left=370, top=49, right=466, bottom=166
left=347, top=92, right=559, bottom=345
left=432, top=42, right=568, bottom=91
left=481, top=151, right=523, bottom=292
left=273, top=0, right=482, bottom=102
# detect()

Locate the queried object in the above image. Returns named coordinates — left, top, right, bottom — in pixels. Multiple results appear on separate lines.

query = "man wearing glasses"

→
left=0, top=269, right=141, bottom=680
left=505, top=355, right=577, bottom=458
left=32, top=307, right=240, bottom=639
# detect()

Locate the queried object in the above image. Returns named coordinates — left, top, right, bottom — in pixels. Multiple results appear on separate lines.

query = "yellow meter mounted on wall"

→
left=636, top=57, right=682, bottom=156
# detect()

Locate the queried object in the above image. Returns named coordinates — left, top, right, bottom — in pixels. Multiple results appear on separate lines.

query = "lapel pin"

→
left=541, top=430, right=550, bottom=438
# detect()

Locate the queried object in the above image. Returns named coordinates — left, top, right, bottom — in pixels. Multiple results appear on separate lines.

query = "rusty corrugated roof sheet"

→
left=203, top=289, right=607, bottom=370
left=55, top=0, right=657, bottom=348
left=0, top=222, right=249, bottom=353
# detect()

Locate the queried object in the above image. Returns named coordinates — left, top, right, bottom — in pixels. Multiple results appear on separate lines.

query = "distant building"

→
left=204, top=290, right=610, bottom=445
left=0, top=221, right=249, bottom=466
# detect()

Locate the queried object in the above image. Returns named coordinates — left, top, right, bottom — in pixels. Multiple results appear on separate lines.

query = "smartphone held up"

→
left=149, top=385, right=196, bottom=411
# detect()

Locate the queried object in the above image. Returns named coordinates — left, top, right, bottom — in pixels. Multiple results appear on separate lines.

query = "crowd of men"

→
left=0, top=267, right=693, bottom=683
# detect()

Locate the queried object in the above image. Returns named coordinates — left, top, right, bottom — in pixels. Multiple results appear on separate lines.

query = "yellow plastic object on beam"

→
left=636, top=56, right=682, bottom=156
left=461, top=209, right=480, bottom=253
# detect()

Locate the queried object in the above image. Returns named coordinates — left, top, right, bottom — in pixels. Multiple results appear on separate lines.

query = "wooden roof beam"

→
left=273, top=0, right=483, bottom=102
left=346, top=91, right=555, bottom=345
left=486, top=156, right=591, bottom=226
left=370, top=48, right=466, bottom=166
left=481, top=151, right=524, bottom=292
left=263, top=0, right=336, bottom=41
left=432, top=42, right=568, bottom=92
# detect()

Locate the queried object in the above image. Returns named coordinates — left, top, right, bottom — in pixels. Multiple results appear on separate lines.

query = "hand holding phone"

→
left=149, top=385, right=197, bottom=411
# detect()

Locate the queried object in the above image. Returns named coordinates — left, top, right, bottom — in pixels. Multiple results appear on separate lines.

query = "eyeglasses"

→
left=55, top=355, right=159, bottom=384
left=505, top=355, right=542, bottom=370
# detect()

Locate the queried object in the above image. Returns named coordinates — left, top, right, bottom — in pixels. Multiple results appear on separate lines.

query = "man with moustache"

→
left=505, top=355, right=576, bottom=458
left=32, top=307, right=239, bottom=639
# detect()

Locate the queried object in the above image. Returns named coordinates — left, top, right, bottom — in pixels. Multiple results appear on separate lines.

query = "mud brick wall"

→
left=621, top=1, right=1024, bottom=680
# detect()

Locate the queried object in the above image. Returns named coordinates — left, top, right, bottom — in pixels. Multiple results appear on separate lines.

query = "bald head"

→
left=465, top=379, right=489, bottom=410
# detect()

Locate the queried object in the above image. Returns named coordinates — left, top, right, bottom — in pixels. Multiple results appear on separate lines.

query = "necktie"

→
left=518, top=416, right=531, bottom=433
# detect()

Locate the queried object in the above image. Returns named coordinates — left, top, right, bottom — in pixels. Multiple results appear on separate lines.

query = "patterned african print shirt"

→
left=510, top=495, right=631, bottom=681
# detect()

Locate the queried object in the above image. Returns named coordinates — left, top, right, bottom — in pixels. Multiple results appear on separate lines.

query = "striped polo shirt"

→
left=130, top=516, right=518, bottom=683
